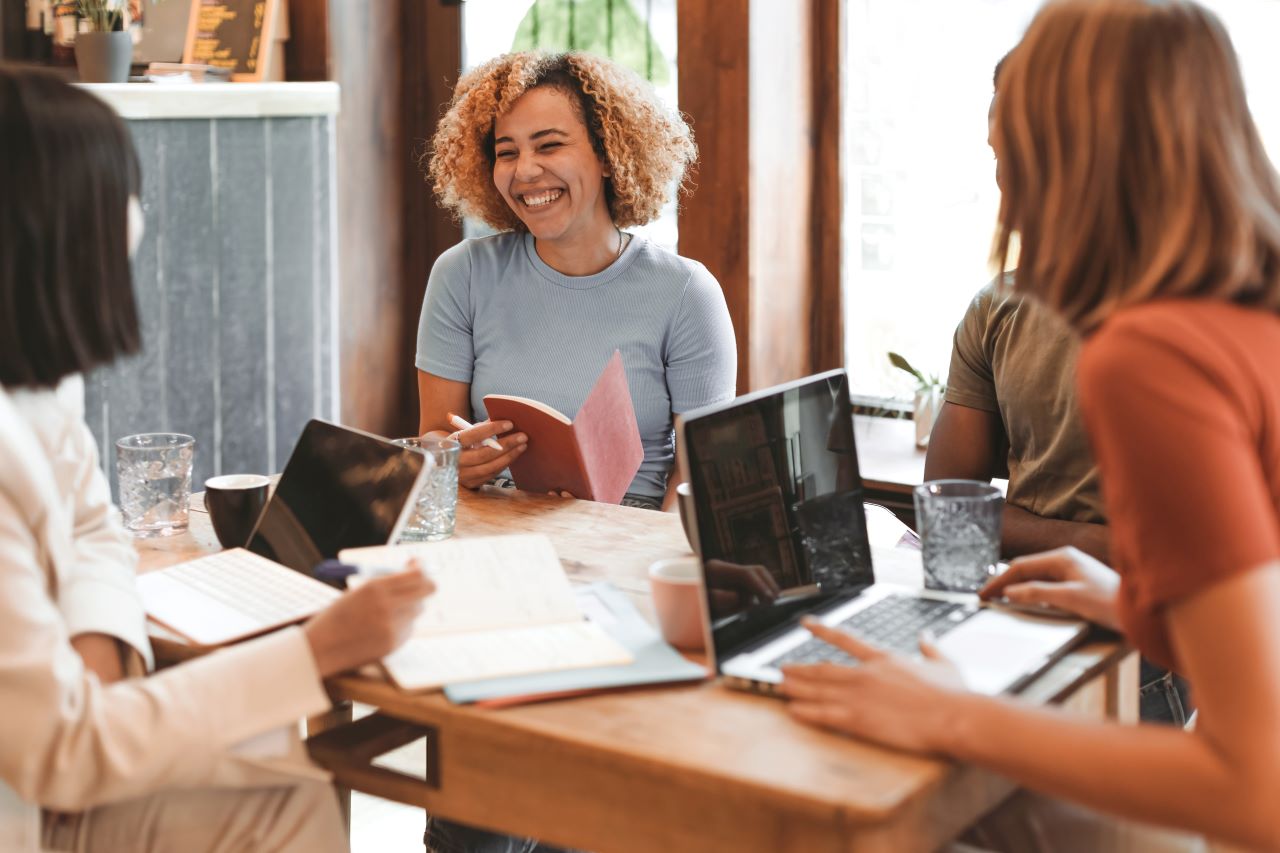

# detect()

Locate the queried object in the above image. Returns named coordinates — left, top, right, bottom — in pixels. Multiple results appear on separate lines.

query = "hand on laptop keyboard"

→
left=778, top=616, right=968, bottom=754
left=979, top=546, right=1120, bottom=630
left=302, top=561, right=436, bottom=677
left=774, top=595, right=976, bottom=667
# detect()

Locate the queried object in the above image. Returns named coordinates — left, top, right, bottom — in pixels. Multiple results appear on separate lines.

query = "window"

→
left=461, top=0, right=680, bottom=251
left=842, top=0, right=1280, bottom=401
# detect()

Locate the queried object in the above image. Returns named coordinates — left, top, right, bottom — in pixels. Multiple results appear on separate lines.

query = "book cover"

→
left=484, top=351, right=643, bottom=503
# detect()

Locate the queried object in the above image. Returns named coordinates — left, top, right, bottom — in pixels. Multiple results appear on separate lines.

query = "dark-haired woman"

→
left=0, top=67, right=433, bottom=852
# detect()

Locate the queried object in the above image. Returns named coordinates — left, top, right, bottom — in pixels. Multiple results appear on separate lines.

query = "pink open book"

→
left=484, top=351, right=643, bottom=504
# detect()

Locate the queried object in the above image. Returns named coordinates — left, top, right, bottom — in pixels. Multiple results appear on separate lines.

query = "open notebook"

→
left=338, top=535, right=633, bottom=691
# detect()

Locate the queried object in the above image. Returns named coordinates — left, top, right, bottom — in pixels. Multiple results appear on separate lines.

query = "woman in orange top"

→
left=782, top=1, right=1280, bottom=848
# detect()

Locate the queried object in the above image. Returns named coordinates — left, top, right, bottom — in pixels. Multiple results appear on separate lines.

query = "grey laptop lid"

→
left=679, top=369, right=875, bottom=667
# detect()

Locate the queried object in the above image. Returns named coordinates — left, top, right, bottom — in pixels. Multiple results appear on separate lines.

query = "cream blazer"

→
left=0, top=379, right=330, bottom=852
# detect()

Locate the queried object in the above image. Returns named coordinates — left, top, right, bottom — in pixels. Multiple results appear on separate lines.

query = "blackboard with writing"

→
left=183, top=0, right=277, bottom=81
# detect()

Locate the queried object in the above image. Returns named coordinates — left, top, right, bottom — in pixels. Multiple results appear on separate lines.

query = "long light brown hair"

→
left=991, top=0, right=1280, bottom=332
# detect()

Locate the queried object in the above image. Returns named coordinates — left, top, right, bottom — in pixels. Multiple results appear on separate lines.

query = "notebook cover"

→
left=570, top=351, right=644, bottom=504
left=484, top=351, right=642, bottom=503
left=482, top=396, right=590, bottom=497
left=443, top=582, right=708, bottom=706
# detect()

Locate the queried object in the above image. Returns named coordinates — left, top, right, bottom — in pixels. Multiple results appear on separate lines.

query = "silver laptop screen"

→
left=246, top=420, right=424, bottom=575
left=683, top=370, right=874, bottom=663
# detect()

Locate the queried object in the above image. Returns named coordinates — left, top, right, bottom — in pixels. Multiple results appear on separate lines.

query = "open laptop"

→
left=137, top=420, right=427, bottom=647
left=676, top=370, right=1088, bottom=696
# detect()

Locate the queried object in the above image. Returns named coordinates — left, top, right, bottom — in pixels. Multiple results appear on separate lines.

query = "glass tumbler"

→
left=392, top=436, right=461, bottom=542
left=912, top=479, right=1003, bottom=592
left=115, top=433, right=196, bottom=538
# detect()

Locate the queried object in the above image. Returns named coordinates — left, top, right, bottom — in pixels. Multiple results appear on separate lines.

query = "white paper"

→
left=382, top=622, right=632, bottom=691
left=339, top=535, right=634, bottom=690
left=341, top=535, right=583, bottom=635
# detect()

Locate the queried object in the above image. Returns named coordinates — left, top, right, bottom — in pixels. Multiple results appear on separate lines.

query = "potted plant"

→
left=888, top=352, right=946, bottom=449
left=74, top=0, right=133, bottom=83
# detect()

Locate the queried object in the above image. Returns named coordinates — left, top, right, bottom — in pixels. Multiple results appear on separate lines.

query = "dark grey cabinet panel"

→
left=85, top=114, right=337, bottom=497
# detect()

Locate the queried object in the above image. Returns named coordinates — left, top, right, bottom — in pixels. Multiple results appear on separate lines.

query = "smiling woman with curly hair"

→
left=428, top=51, right=695, bottom=232
left=415, top=51, right=737, bottom=516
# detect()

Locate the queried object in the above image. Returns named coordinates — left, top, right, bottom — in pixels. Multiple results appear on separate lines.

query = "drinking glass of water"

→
left=392, top=436, right=461, bottom=542
left=115, top=433, right=195, bottom=538
left=912, top=480, right=1003, bottom=592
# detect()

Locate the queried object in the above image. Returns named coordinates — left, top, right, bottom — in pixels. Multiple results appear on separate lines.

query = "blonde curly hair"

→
left=426, top=52, right=697, bottom=231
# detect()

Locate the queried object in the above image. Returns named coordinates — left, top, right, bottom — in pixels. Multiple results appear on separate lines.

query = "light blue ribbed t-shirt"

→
left=416, top=232, right=737, bottom=498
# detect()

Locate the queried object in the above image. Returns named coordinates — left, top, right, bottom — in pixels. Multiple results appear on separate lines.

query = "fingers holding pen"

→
left=444, top=418, right=528, bottom=489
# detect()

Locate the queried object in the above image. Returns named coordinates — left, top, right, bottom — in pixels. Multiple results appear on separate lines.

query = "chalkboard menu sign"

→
left=182, top=0, right=279, bottom=81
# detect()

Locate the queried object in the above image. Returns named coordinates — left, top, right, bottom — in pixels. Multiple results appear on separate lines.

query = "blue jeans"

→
left=489, top=477, right=662, bottom=511
left=1138, top=659, right=1193, bottom=725
left=424, top=818, right=575, bottom=853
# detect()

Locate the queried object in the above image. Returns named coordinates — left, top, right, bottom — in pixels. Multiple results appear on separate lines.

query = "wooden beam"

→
left=810, top=0, right=845, bottom=373
left=399, top=0, right=464, bottom=438
left=284, top=0, right=330, bottom=81
left=330, top=1, right=406, bottom=435
left=677, top=0, right=751, bottom=392
left=0, top=0, right=26, bottom=62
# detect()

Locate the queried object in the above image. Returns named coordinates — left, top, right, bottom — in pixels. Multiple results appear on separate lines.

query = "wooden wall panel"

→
left=810, top=0, right=845, bottom=372
left=1, top=0, right=22, bottom=61
left=285, top=0, right=330, bottom=81
left=400, top=0, right=463, bottom=438
left=677, top=0, right=752, bottom=393
left=330, top=1, right=406, bottom=436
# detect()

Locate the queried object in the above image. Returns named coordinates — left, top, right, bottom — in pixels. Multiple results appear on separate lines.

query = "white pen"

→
left=447, top=413, right=505, bottom=452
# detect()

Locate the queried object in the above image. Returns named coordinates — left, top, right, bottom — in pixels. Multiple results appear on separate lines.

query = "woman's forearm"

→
left=945, top=695, right=1275, bottom=849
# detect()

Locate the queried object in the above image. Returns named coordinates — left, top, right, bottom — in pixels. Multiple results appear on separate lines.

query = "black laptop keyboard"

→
left=773, top=595, right=979, bottom=667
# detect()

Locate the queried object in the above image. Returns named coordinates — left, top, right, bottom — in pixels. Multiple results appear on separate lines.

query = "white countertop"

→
left=80, top=82, right=340, bottom=120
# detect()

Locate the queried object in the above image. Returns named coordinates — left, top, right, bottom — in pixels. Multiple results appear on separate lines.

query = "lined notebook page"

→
left=338, top=535, right=633, bottom=691
left=340, top=535, right=583, bottom=635
left=382, top=622, right=633, bottom=690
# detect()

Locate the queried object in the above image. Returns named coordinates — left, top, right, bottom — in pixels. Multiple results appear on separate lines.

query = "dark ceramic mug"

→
left=203, top=474, right=270, bottom=549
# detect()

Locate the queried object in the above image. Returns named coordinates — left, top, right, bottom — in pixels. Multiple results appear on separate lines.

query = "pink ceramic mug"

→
left=648, top=556, right=706, bottom=652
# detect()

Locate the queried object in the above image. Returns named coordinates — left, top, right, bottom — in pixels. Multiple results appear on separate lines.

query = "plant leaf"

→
left=887, top=351, right=927, bottom=385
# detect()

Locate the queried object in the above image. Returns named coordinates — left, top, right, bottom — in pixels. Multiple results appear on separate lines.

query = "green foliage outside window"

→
left=512, top=0, right=671, bottom=85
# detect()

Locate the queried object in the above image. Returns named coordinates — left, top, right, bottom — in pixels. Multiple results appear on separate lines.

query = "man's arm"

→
left=1002, top=503, right=1109, bottom=562
left=924, top=401, right=1006, bottom=482
left=925, top=402, right=1109, bottom=562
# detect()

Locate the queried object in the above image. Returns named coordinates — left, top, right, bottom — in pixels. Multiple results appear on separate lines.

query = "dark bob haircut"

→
left=0, top=65, right=141, bottom=388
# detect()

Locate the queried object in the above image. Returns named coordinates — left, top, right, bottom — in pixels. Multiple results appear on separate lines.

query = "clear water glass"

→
left=115, top=433, right=195, bottom=538
left=392, top=436, right=461, bottom=542
left=913, top=480, right=1003, bottom=592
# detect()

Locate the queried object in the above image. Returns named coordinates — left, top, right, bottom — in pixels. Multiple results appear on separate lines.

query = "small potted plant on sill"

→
left=888, top=352, right=945, bottom=449
left=74, top=0, right=133, bottom=83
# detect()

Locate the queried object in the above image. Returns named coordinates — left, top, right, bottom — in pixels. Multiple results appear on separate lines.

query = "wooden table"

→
left=137, top=487, right=1134, bottom=853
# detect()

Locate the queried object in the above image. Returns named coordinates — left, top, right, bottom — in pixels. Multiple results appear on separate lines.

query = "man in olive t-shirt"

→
left=926, top=275, right=1109, bottom=561
left=927, top=275, right=1194, bottom=725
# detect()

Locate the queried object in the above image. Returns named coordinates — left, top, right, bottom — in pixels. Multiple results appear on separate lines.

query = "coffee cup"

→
left=675, top=482, right=700, bottom=555
left=648, top=556, right=706, bottom=652
left=204, top=474, right=270, bottom=549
